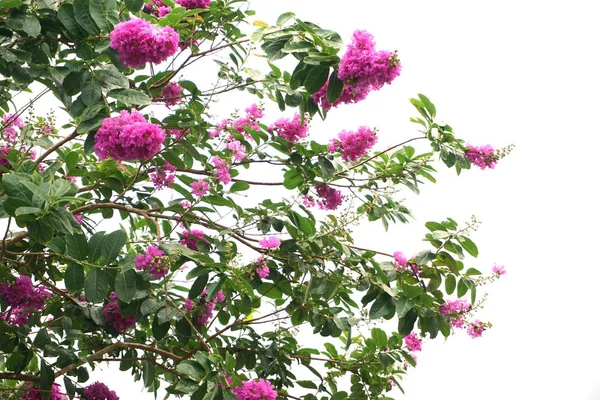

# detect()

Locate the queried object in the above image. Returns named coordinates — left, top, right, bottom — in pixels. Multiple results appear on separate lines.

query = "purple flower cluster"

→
left=313, top=30, right=401, bottom=110
left=209, top=104, right=263, bottom=138
left=95, top=110, right=165, bottom=162
left=136, top=245, right=171, bottom=279
left=315, top=184, right=344, bottom=210
left=492, top=264, right=506, bottom=276
left=232, top=378, right=277, bottom=400
left=196, top=290, right=226, bottom=325
left=393, top=251, right=407, bottom=269
left=225, top=138, right=247, bottom=161
left=158, top=82, right=184, bottom=108
left=2, top=113, right=24, bottom=143
left=255, top=256, right=270, bottom=279
left=176, top=0, right=211, bottom=9
left=328, top=126, right=377, bottom=162
left=143, top=0, right=171, bottom=17
left=403, top=332, right=422, bottom=352
left=0, top=275, right=51, bottom=326
left=269, top=113, right=309, bottom=143
left=439, top=298, right=479, bottom=332
left=191, top=179, right=210, bottom=197
left=150, top=162, right=176, bottom=190
left=211, top=156, right=231, bottom=184
left=103, top=292, right=136, bottom=333
left=180, top=229, right=207, bottom=251
left=259, top=236, right=280, bottom=249
left=464, top=144, right=497, bottom=170
left=466, top=320, right=485, bottom=339
left=84, top=382, right=120, bottom=400
left=110, top=19, right=179, bottom=68
left=20, top=383, right=67, bottom=400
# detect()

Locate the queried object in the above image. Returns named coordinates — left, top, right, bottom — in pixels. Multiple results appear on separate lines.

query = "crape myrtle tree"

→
left=0, top=0, right=510, bottom=399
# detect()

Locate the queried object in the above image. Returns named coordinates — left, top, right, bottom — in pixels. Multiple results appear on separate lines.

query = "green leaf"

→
left=371, top=327, right=388, bottom=350
left=66, top=233, right=88, bottom=261
left=304, top=65, right=329, bottom=94
left=95, top=67, right=129, bottom=89
left=58, top=4, right=83, bottom=37
left=15, top=206, right=41, bottom=216
left=5, top=13, right=41, bottom=37
left=101, top=230, right=127, bottom=265
left=317, top=155, right=335, bottom=180
left=89, top=0, right=119, bottom=32
left=107, top=88, right=151, bottom=106
left=87, top=231, right=106, bottom=263
left=0, top=0, right=23, bottom=11
left=326, top=69, right=344, bottom=105
left=84, top=268, right=109, bottom=303
left=176, top=361, right=204, bottom=381
left=115, top=269, right=137, bottom=303
left=230, top=181, right=250, bottom=192
left=444, top=274, right=456, bottom=295
left=33, top=329, right=50, bottom=350
left=369, top=292, right=395, bottom=319
left=457, top=236, right=478, bottom=257
left=395, top=297, right=416, bottom=318
left=73, top=0, right=100, bottom=35
left=457, top=278, right=468, bottom=298
left=189, top=271, right=209, bottom=299
left=27, top=220, right=54, bottom=244
left=142, top=358, right=155, bottom=388
left=296, top=380, right=318, bottom=389
left=65, top=264, right=85, bottom=293
left=40, top=359, right=54, bottom=398
left=124, top=0, right=143, bottom=12
left=276, top=11, right=295, bottom=26
left=77, top=115, right=104, bottom=133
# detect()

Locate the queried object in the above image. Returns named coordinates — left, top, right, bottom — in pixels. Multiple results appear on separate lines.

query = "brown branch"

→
left=34, top=129, right=79, bottom=166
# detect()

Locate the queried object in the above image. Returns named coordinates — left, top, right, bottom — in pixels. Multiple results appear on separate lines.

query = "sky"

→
left=72, top=0, right=600, bottom=398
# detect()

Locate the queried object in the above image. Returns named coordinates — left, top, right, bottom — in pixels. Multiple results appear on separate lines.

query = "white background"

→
left=83, top=0, right=600, bottom=399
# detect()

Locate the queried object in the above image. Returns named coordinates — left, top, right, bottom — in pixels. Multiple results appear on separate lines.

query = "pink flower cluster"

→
left=176, top=0, right=211, bottom=9
left=180, top=229, right=208, bottom=251
left=211, top=156, right=231, bottom=184
left=313, top=30, right=401, bottom=110
left=403, top=332, right=422, bottom=352
left=209, top=104, right=263, bottom=138
left=467, top=320, right=485, bottom=339
left=84, top=382, right=120, bottom=400
left=20, top=383, right=67, bottom=400
left=232, top=378, right=277, bottom=400
left=2, top=113, right=24, bottom=143
left=110, top=19, right=179, bottom=68
left=150, top=162, right=176, bottom=190
left=95, top=110, right=165, bottom=162
left=136, top=245, right=171, bottom=279
left=184, top=298, right=194, bottom=312
left=315, top=184, right=344, bottom=210
left=269, top=113, right=309, bottom=143
left=158, top=82, right=184, bottom=108
left=492, top=264, right=506, bottom=276
left=143, top=0, right=171, bottom=17
left=393, top=251, right=407, bottom=269
left=0, top=275, right=51, bottom=326
left=464, top=144, right=497, bottom=170
left=103, top=292, right=136, bottom=333
left=225, top=138, right=247, bottom=161
left=191, top=179, right=210, bottom=197
left=259, top=236, right=280, bottom=249
left=255, top=256, right=270, bottom=278
left=196, top=290, right=226, bottom=325
left=328, top=126, right=377, bottom=162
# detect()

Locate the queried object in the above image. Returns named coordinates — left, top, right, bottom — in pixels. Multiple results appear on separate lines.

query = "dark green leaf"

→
left=445, top=274, right=456, bottom=295
left=369, top=292, right=395, bottom=319
left=304, top=65, right=329, bottom=94
left=89, top=0, right=119, bottom=32
left=73, top=0, right=100, bottom=35
left=100, top=230, right=127, bottom=265
left=40, top=360, right=54, bottom=398
left=458, top=236, right=478, bottom=257
left=66, top=233, right=88, bottom=261
left=457, top=278, right=468, bottom=298
left=317, top=155, right=335, bottom=180
left=65, top=264, right=85, bottom=293
left=115, top=269, right=137, bottom=303
left=395, top=297, right=416, bottom=318
left=326, top=69, right=344, bottom=104
left=230, top=181, right=250, bottom=192
left=5, top=13, right=41, bottom=37
left=124, top=0, right=143, bottom=11
left=107, top=88, right=151, bottom=106
left=84, top=268, right=109, bottom=303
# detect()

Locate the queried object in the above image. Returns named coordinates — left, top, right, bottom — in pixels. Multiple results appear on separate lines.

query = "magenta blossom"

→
left=393, top=251, right=407, bottom=269
left=269, top=113, right=309, bottom=143
left=492, top=264, right=506, bottom=276
left=464, top=144, right=498, bottom=170
left=94, top=110, right=165, bottom=162
left=255, top=256, right=269, bottom=278
left=180, top=229, right=208, bottom=251
left=232, top=378, right=277, bottom=400
left=20, top=383, right=67, bottom=400
left=315, top=184, right=344, bottom=210
left=135, top=245, right=171, bottom=279
left=176, top=0, right=210, bottom=9
left=403, top=332, right=422, bottom=352
left=159, top=82, right=184, bottom=108
left=0, top=275, right=51, bottom=326
left=211, top=156, right=231, bottom=184
left=150, top=162, right=176, bottom=190
left=328, top=126, right=377, bottom=162
left=103, top=292, right=135, bottom=333
left=84, top=382, right=120, bottom=400
left=110, top=19, right=179, bottom=68
left=259, top=236, right=280, bottom=249
left=467, top=320, right=485, bottom=339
